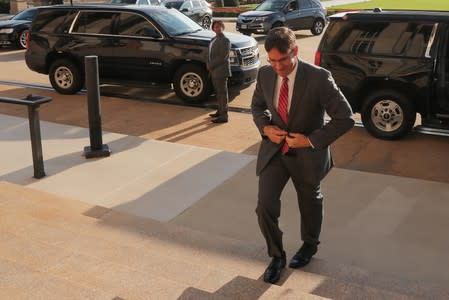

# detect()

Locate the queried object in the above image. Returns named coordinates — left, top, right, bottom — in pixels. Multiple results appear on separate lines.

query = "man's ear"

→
left=293, top=45, right=299, bottom=56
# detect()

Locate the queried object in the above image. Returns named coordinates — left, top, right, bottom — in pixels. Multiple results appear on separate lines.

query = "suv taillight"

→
left=26, top=31, right=29, bottom=49
left=314, top=50, right=321, bottom=66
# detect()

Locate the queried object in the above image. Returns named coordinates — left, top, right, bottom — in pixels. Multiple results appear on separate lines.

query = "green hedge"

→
left=0, top=0, right=10, bottom=13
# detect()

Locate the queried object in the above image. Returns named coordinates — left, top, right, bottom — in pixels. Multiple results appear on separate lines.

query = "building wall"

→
left=9, top=0, right=107, bottom=14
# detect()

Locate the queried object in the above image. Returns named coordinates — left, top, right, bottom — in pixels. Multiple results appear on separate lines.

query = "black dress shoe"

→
left=263, top=253, right=286, bottom=284
left=211, top=117, right=228, bottom=123
left=209, top=111, right=219, bottom=118
left=289, top=243, right=318, bottom=269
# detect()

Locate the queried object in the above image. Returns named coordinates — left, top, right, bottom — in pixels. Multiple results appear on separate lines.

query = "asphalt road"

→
left=0, top=26, right=448, bottom=184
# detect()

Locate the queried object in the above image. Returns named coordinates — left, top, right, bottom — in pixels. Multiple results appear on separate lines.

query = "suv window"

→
left=117, top=12, right=161, bottom=37
left=299, top=0, right=312, bottom=9
left=192, top=0, right=201, bottom=8
left=325, top=21, right=435, bottom=57
left=180, top=1, right=193, bottom=10
left=33, top=10, right=75, bottom=33
left=72, top=11, right=118, bottom=35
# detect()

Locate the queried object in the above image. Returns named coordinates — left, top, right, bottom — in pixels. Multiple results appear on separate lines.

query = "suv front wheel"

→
left=173, top=64, right=211, bottom=103
left=361, top=90, right=416, bottom=140
left=201, top=15, right=211, bottom=29
left=49, top=59, right=84, bottom=94
left=17, top=30, right=29, bottom=49
left=311, top=19, right=325, bottom=35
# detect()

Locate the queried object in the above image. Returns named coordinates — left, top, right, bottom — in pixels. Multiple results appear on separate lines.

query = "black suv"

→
left=315, top=9, right=449, bottom=139
left=25, top=5, right=260, bottom=103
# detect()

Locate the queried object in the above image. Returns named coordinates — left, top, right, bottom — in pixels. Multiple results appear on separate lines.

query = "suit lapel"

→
left=288, top=60, right=306, bottom=124
left=267, top=68, right=278, bottom=115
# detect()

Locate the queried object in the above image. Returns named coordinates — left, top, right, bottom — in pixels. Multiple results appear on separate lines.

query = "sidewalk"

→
left=1, top=113, right=449, bottom=298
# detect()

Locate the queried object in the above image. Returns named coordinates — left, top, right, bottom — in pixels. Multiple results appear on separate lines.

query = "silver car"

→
left=236, top=0, right=327, bottom=36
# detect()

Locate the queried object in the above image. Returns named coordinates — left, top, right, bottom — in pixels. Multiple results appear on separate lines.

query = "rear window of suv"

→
left=32, top=9, right=76, bottom=33
left=323, top=21, right=435, bottom=57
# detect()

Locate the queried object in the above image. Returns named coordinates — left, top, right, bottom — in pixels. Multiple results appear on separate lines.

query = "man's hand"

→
left=263, top=125, right=287, bottom=144
left=285, top=133, right=312, bottom=148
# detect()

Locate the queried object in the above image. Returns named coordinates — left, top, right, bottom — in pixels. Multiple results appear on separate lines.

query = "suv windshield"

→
left=151, top=8, right=202, bottom=35
left=165, top=1, right=183, bottom=9
left=255, top=0, right=286, bottom=12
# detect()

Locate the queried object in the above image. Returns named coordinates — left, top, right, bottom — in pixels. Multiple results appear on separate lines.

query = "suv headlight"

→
left=0, top=28, right=14, bottom=34
left=254, top=16, right=269, bottom=22
left=229, top=50, right=238, bottom=65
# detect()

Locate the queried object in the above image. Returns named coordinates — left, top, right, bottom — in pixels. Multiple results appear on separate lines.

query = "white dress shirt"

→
left=273, top=58, right=299, bottom=113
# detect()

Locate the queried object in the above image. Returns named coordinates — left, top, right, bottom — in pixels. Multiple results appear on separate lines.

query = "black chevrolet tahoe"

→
left=315, top=9, right=449, bottom=139
left=25, top=5, right=260, bottom=103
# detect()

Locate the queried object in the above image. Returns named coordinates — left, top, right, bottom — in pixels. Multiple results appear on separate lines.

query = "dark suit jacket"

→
left=251, top=60, right=354, bottom=184
left=208, top=33, right=231, bottom=79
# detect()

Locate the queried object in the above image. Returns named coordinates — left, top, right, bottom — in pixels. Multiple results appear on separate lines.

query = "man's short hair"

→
left=264, top=27, right=296, bottom=53
left=212, top=20, right=225, bottom=30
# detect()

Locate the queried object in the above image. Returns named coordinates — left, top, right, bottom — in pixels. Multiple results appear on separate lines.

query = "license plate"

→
left=241, top=24, right=247, bottom=29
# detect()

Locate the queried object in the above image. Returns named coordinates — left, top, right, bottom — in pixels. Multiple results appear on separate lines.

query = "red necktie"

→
left=278, top=77, right=289, bottom=154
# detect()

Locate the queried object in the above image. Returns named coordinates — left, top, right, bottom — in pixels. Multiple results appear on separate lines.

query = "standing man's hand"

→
left=263, top=125, right=288, bottom=144
left=285, top=133, right=312, bottom=148
left=206, top=63, right=210, bottom=71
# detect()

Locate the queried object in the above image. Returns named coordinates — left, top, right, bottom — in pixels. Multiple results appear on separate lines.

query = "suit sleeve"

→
left=209, top=37, right=230, bottom=71
left=251, top=68, right=271, bottom=137
left=308, top=69, right=354, bottom=149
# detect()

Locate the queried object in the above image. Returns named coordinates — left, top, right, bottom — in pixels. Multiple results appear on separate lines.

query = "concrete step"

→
left=1, top=181, right=448, bottom=299
left=0, top=225, right=321, bottom=300
left=0, top=181, right=324, bottom=299
left=0, top=258, right=114, bottom=300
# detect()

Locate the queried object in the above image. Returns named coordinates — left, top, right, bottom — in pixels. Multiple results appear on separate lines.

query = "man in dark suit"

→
left=207, top=20, right=231, bottom=123
left=251, top=27, right=354, bottom=284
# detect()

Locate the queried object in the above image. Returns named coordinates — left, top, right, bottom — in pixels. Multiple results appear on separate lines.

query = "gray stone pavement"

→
left=1, top=113, right=449, bottom=298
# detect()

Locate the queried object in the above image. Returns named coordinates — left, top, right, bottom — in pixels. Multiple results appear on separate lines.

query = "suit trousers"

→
left=212, top=76, right=228, bottom=118
left=256, top=152, right=323, bottom=258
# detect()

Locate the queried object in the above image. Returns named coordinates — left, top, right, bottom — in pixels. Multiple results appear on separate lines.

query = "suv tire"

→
left=311, top=19, right=324, bottom=35
left=173, top=64, right=211, bottom=103
left=361, top=90, right=416, bottom=140
left=272, top=21, right=284, bottom=30
left=49, top=59, right=84, bottom=95
left=17, top=30, right=28, bottom=49
left=201, top=15, right=211, bottom=29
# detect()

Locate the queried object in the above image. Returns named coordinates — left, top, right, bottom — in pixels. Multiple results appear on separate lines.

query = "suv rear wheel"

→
left=173, top=63, right=211, bottom=103
left=49, top=59, right=84, bottom=94
left=311, top=19, right=325, bottom=35
left=361, top=90, right=416, bottom=140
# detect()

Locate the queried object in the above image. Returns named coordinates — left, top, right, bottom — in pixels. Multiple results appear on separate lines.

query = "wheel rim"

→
left=314, top=21, right=323, bottom=33
left=54, top=66, right=74, bottom=89
left=179, top=72, right=203, bottom=98
left=202, top=17, right=211, bottom=29
left=19, top=31, right=28, bottom=48
left=371, top=100, right=404, bottom=132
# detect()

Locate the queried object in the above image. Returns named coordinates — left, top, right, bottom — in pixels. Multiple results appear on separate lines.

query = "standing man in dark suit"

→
left=207, top=20, right=231, bottom=123
left=251, top=27, right=354, bottom=284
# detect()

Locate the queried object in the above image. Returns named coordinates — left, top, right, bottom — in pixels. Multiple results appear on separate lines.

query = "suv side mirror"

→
left=181, top=8, right=189, bottom=12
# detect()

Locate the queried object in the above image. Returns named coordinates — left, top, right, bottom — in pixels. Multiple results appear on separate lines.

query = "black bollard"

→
left=28, top=103, right=46, bottom=178
left=83, top=55, right=111, bottom=158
